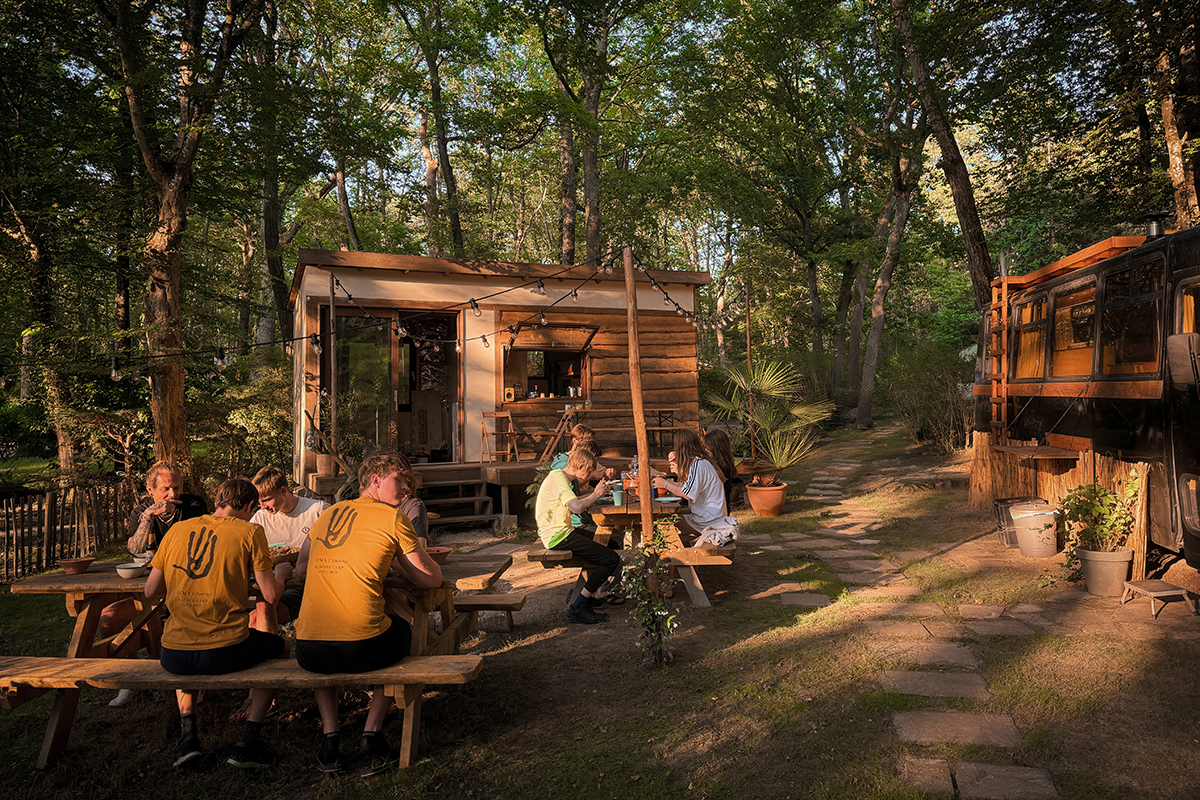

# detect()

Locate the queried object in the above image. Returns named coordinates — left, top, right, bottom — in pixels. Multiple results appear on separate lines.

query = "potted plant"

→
left=1057, top=471, right=1140, bottom=596
left=707, top=361, right=833, bottom=518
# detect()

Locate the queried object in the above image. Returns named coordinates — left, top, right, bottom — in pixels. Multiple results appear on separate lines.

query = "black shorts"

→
left=160, top=629, right=286, bottom=675
left=295, top=616, right=412, bottom=675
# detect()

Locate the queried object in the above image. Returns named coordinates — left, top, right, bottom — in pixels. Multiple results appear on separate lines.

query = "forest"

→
left=0, top=0, right=1195, bottom=491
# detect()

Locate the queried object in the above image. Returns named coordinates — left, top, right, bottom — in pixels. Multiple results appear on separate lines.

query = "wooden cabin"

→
left=970, top=223, right=1200, bottom=578
left=288, top=249, right=709, bottom=524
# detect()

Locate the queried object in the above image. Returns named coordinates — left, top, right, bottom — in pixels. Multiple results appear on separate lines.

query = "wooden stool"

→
left=1121, top=580, right=1199, bottom=619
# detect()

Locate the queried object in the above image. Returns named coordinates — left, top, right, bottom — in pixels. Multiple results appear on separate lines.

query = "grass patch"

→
left=857, top=691, right=924, bottom=714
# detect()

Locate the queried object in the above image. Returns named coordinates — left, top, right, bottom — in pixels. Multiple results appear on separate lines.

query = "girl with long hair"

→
left=652, top=428, right=727, bottom=537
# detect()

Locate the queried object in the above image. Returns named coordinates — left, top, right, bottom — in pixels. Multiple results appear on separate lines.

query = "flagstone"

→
left=820, top=548, right=880, bottom=558
left=879, top=670, right=992, bottom=700
left=892, top=711, right=1021, bottom=747
left=839, top=572, right=906, bottom=585
left=873, top=641, right=979, bottom=668
left=900, top=756, right=954, bottom=795
left=849, top=584, right=924, bottom=599
left=966, top=619, right=1036, bottom=636
left=855, top=602, right=944, bottom=618
left=863, top=620, right=930, bottom=637
left=958, top=605, right=1006, bottom=619
left=955, top=763, right=1058, bottom=799
left=845, top=559, right=899, bottom=572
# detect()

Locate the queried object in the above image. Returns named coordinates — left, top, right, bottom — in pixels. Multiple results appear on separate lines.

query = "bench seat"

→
left=453, top=593, right=527, bottom=632
left=1, top=654, right=482, bottom=768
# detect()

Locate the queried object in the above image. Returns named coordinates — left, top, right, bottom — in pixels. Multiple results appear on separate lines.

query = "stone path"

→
left=774, top=427, right=1062, bottom=799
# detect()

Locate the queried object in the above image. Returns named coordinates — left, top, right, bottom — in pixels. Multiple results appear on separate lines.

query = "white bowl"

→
left=116, top=562, right=147, bottom=579
left=133, top=552, right=154, bottom=565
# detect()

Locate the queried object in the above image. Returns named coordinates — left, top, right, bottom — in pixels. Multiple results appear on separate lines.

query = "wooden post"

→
left=623, top=247, right=655, bottom=543
left=328, top=273, right=338, bottom=451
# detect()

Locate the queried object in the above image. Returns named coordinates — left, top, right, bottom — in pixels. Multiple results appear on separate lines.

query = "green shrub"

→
left=877, top=342, right=973, bottom=452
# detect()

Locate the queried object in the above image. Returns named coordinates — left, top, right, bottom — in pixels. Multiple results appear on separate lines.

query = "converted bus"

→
left=975, top=221, right=1200, bottom=568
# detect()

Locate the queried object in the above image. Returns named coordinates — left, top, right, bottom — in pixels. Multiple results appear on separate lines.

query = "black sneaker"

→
left=567, top=605, right=608, bottom=624
left=316, top=732, right=342, bottom=773
left=173, top=734, right=203, bottom=768
left=359, top=732, right=394, bottom=777
left=226, top=739, right=276, bottom=769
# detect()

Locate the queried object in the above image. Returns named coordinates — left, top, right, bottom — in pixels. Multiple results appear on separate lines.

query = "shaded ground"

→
left=2, top=420, right=1199, bottom=799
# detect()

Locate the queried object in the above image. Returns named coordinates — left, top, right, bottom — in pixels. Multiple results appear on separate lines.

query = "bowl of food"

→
left=132, top=552, right=154, bottom=565
left=57, top=558, right=94, bottom=575
left=426, top=546, right=451, bottom=564
left=116, top=562, right=148, bottom=579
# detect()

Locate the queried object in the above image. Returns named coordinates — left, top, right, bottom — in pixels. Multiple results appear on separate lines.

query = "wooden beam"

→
left=624, top=247, right=655, bottom=544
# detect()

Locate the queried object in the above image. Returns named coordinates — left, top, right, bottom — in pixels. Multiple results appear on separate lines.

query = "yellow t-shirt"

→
left=294, top=496, right=421, bottom=642
left=536, top=469, right=577, bottom=548
left=150, top=515, right=273, bottom=651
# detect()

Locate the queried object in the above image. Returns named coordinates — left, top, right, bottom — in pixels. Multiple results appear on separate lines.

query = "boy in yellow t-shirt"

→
left=295, top=453, right=443, bottom=776
left=146, top=477, right=289, bottom=770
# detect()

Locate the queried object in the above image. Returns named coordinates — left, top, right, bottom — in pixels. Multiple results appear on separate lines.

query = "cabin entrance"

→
left=1170, top=277, right=1200, bottom=565
left=325, top=308, right=460, bottom=464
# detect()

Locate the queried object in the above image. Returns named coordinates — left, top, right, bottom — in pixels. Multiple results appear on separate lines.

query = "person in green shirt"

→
left=536, top=449, right=620, bottom=624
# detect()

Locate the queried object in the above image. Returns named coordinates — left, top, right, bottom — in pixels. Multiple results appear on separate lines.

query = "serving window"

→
left=1101, top=260, right=1162, bottom=375
left=1011, top=296, right=1047, bottom=380
left=1050, top=281, right=1095, bottom=378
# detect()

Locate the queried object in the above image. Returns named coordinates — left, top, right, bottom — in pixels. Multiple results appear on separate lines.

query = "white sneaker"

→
left=109, top=689, right=134, bottom=708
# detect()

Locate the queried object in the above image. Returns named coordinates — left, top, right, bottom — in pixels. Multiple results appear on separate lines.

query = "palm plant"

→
left=707, top=360, right=833, bottom=486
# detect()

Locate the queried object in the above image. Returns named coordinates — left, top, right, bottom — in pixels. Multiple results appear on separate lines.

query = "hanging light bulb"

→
left=455, top=339, right=462, bottom=353
left=663, top=294, right=672, bottom=307
left=110, top=355, right=122, bottom=382
left=470, top=299, right=482, bottom=317
left=534, top=279, right=547, bottom=296
left=676, top=304, right=685, bottom=316
left=539, top=312, right=548, bottom=326
left=481, top=334, right=490, bottom=348
left=433, top=343, right=440, bottom=353
left=571, top=288, right=579, bottom=303
left=310, top=333, right=322, bottom=355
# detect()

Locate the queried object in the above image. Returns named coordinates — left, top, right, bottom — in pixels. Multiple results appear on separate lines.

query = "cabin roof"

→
left=291, top=249, right=711, bottom=311
left=991, top=236, right=1147, bottom=293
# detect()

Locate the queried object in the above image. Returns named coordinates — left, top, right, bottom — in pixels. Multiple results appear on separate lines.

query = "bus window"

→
left=1051, top=282, right=1095, bottom=377
left=1181, top=284, right=1200, bottom=333
left=1012, top=297, right=1046, bottom=380
left=1101, top=261, right=1162, bottom=375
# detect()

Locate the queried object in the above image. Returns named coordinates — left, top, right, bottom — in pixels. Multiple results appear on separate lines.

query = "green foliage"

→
left=1058, top=472, right=1140, bottom=580
left=877, top=342, right=974, bottom=453
left=706, top=359, right=833, bottom=484
left=623, top=516, right=682, bottom=666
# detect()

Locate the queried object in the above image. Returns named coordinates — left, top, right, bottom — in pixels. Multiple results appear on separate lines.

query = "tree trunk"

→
left=580, top=17, right=611, bottom=266
left=418, top=113, right=441, bottom=257
left=856, top=193, right=913, bottom=429
left=417, top=31, right=464, bottom=257
left=831, top=259, right=856, bottom=398
left=558, top=76, right=577, bottom=264
left=891, top=0, right=992, bottom=310
left=258, top=1, right=290, bottom=344
left=1159, top=48, right=1200, bottom=228
left=334, top=156, right=362, bottom=251
left=806, top=256, right=824, bottom=358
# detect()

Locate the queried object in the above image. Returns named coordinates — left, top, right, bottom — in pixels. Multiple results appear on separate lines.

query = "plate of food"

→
left=654, top=496, right=683, bottom=504
left=268, top=544, right=300, bottom=565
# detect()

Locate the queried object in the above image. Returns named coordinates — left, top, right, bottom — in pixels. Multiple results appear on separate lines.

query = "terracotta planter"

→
left=315, top=454, right=335, bottom=477
left=747, top=483, right=787, bottom=518
left=1077, top=546, right=1133, bottom=597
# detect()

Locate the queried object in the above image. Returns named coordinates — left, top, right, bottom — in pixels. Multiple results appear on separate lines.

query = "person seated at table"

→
left=652, top=429, right=728, bottom=540
left=536, top=449, right=622, bottom=624
left=550, top=432, right=605, bottom=536
left=248, top=466, right=328, bottom=628
left=104, top=461, right=208, bottom=708
left=703, top=429, right=745, bottom=511
left=145, top=477, right=290, bottom=770
left=294, top=453, right=443, bottom=776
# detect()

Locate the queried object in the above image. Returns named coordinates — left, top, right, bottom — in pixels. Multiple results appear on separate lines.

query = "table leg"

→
left=38, top=597, right=106, bottom=768
left=389, top=683, right=424, bottom=767
left=675, top=566, right=711, bottom=608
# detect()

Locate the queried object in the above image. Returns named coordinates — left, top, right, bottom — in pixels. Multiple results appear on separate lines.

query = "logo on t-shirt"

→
left=319, top=507, right=356, bottom=549
left=174, top=526, right=216, bottom=579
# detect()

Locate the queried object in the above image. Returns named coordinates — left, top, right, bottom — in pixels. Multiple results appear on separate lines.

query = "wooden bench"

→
left=526, top=542, right=734, bottom=608
left=453, top=593, right=527, bottom=632
left=0, top=654, right=482, bottom=769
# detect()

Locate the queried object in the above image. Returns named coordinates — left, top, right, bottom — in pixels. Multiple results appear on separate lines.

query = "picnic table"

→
left=590, top=496, right=689, bottom=548
left=8, top=552, right=512, bottom=768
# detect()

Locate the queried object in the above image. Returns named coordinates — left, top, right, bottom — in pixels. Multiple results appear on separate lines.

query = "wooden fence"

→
left=1, top=483, right=134, bottom=583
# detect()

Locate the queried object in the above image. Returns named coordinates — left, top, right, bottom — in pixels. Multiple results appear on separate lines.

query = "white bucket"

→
left=1010, top=502, right=1058, bottom=558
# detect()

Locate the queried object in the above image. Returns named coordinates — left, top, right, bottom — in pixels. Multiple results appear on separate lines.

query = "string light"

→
left=571, top=288, right=579, bottom=303
left=470, top=299, right=482, bottom=317
left=539, top=312, right=548, bottom=326
left=310, top=334, right=322, bottom=355
left=455, top=339, right=462, bottom=353
left=110, top=355, right=121, bottom=382
left=664, top=294, right=672, bottom=307
left=481, top=334, right=489, bottom=348
left=394, top=321, right=408, bottom=338
left=534, top=279, right=547, bottom=296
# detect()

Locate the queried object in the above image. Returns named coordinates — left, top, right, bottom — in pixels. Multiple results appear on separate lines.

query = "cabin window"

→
left=1012, top=297, right=1046, bottom=380
left=1101, top=261, right=1162, bottom=375
left=333, top=313, right=393, bottom=456
left=1050, top=282, right=1095, bottom=377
